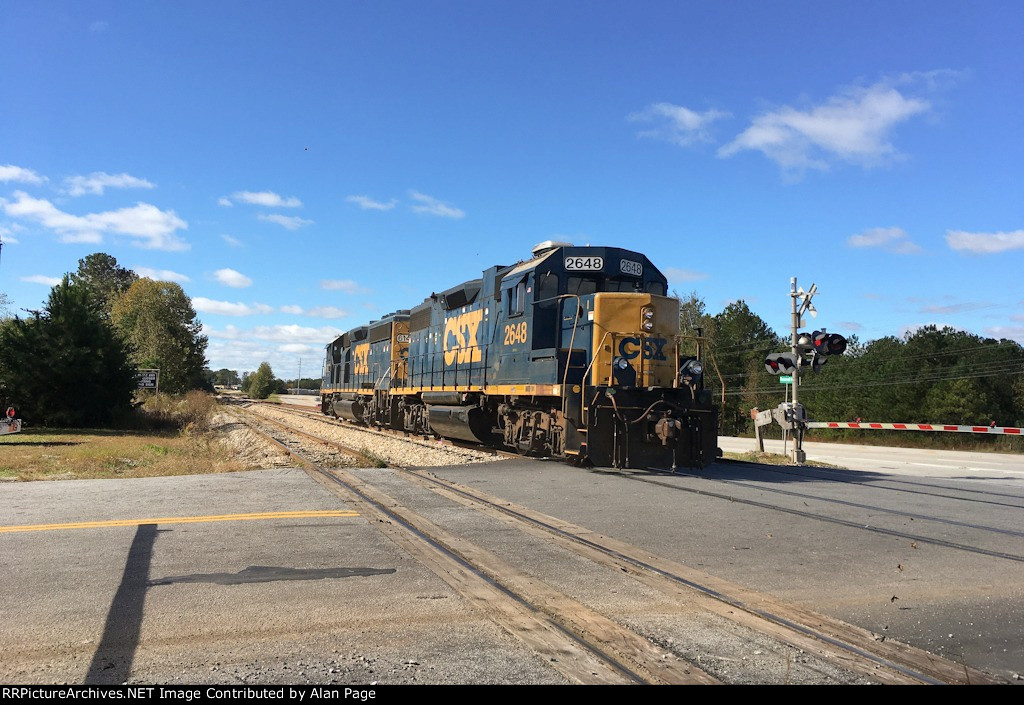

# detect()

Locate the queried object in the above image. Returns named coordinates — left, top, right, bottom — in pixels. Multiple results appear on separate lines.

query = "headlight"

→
left=640, top=306, right=655, bottom=332
left=680, top=358, right=703, bottom=380
left=614, top=356, right=630, bottom=370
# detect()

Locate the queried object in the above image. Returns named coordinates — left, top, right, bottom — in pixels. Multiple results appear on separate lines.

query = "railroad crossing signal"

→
left=811, top=330, right=847, bottom=356
left=810, top=353, right=827, bottom=373
left=764, top=352, right=798, bottom=375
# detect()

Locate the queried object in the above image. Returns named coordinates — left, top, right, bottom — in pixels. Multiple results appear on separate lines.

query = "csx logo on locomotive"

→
left=353, top=342, right=370, bottom=374
left=618, top=337, right=668, bottom=361
left=443, top=309, right=483, bottom=366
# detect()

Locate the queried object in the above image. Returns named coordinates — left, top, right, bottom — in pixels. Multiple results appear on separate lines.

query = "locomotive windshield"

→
left=563, top=275, right=665, bottom=297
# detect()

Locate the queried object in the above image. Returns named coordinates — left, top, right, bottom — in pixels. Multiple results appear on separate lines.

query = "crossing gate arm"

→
left=806, top=422, right=1021, bottom=435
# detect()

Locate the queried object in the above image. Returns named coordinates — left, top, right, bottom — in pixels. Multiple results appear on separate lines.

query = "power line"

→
left=724, top=363, right=1024, bottom=396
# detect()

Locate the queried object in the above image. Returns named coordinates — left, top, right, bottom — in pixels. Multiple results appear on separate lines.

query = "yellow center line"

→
left=0, top=510, right=360, bottom=533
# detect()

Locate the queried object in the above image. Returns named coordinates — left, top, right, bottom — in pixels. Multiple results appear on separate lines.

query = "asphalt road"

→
left=0, top=470, right=564, bottom=685
left=719, top=436, right=1024, bottom=479
left=2, top=440, right=1022, bottom=684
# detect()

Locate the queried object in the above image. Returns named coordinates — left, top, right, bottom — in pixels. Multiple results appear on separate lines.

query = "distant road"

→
left=719, top=436, right=1024, bottom=480
left=278, top=393, right=319, bottom=408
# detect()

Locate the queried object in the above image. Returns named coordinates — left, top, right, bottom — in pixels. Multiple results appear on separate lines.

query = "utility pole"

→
left=295, top=358, right=302, bottom=395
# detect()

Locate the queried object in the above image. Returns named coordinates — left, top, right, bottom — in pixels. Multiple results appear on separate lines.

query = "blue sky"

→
left=2, top=1, right=1022, bottom=377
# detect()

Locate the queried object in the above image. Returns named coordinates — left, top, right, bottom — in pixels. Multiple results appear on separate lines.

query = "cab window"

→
left=508, top=280, right=527, bottom=316
left=566, top=276, right=598, bottom=296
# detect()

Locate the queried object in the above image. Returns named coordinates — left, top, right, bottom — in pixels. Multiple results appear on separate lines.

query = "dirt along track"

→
left=234, top=403, right=1008, bottom=684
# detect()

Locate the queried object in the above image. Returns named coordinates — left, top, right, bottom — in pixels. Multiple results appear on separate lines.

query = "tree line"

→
left=678, top=292, right=1024, bottom=441
left=0, top=253, right=209, bottom=426
left=207, top=367, right=321, bottom=397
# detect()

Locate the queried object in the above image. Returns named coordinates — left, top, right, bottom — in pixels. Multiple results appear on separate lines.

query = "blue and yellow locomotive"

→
left=321, top=242, right=719, bottom=469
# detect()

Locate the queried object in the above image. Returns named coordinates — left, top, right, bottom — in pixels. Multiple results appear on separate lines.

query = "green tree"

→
left=111, top=279, right=209, bottom=394
left=213, top=368, right=241, bottom=387
left=0, top=277, right=136, bottom=426
left=69, top=253, right=138, bottom=320
left=248, top=362, right=275, bottom=399
left=708, top=301, right=784, bottom=435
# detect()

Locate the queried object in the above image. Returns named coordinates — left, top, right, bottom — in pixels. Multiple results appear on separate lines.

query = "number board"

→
left=619, top=259, right=643, bottom=277
left=564, top=256, right=604, bottom=271
left=395, top=333, right=410, bottom=343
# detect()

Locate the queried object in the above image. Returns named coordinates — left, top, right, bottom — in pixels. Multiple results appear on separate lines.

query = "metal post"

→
left=295, top=358, right=301, bottom=395
left=790, top=278, right=806, bottom=464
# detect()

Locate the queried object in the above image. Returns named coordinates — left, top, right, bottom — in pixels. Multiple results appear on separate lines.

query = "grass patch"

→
left=0, top=426, right=247, bottom=482
left=359, top=447, right=389, bottom=468
left=125, top=390, right=218, bottom=433
left=724, top=450, right=844, bottom=469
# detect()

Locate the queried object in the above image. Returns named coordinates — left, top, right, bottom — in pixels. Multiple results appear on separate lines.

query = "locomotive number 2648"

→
left=564, top=256, right=604, bottom=271
left=503, top=321, right=528, bottom=345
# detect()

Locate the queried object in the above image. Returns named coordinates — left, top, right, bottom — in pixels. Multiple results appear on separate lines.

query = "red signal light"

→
left=6, top=406, right=15, bottom=419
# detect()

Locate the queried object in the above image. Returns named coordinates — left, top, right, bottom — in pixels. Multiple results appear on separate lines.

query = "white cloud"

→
left=0, top=165, right=44, bottom=184
left=206, top=323, right=342, bottom=344
left=628, top=103, right=730, bottom=146
left=280, top=343, right=315, bottom=354
left=719, top=76, right=937, bottom=173
left=213, top=268, right=253, bottom=288
left=259, top=213, right=313, bottom=230
left=65, top=171, right=154, bottom=196
left=984, top=326, right=1024, bottom=344
left=945, top=229, right=1024, bottom=254
left=217, top=198, right=233, bottom=207
left=133, top=267, right=190, bottom=283
left=0, top=224, right=20, bottom=244
left=280, top=305, right=304, bottom=315
left=921, top=301, right=996, bottom=314
left=221, top=234, right=242, bottom=247
left=409, top=191, right=465, bottom=219
left=320, top=279, right=369, bottom=294
left=835, top=321, right=864, bottom=332
left=61, top=231, right=104, bottom=244
left=229, top=191, right=302, bottom=208
left=846, top=226, right=922, bottom=254
left=192, top=298, right=274, bottom=316
left=20, top=274, right=61, bottom=286
left=305, top=306, right=349, bottom=319
left=1, top=191, right=188, bottom=250
left=664, top=267, right=709, bottom=282
left=346, top=195, right=398, bottom=211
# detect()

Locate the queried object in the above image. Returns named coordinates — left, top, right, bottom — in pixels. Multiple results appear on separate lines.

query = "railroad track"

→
left=253, top=399, right=524, bottom=461
left=232, top=404, right=1004, bottom=684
